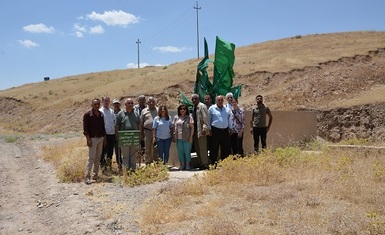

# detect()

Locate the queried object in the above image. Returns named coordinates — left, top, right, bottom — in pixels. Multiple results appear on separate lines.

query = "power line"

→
left=136, top=39, right=141, bottom=68
left=194, top=1, right=201, bottom=59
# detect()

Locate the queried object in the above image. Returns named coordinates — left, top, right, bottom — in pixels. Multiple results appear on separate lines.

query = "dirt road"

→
left=0, top=138, right=200, bottom=234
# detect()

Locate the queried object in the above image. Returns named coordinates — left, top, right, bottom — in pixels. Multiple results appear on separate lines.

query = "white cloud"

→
left=89, top=25, right=104, bottom=34
left=86, top=10, right=139, bottom=27
left=153, top=46, right=188, bottom=53
left=126, top=63, right=149, bottom=68
left=18, top=40, right=39, bottom=48
left=126, top=63, right=165, bottom=68
left=75, top=31, right=84, bottom=38
left=73, top=23, right=87, bottom=33
left=23, top=23, right=55, bottom=33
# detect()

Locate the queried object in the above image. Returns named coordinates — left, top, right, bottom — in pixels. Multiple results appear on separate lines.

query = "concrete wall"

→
left=167, top=111, right=317, bottom=166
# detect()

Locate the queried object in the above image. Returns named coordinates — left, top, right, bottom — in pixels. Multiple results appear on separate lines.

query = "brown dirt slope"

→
left=0, top=31, right=385, bottom=141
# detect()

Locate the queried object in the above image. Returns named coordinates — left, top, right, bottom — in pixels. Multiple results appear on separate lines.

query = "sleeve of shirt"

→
left=202, top=105, right=210, bottom=130
left=116, top=111, right=121, bottom=125
left=207, top=106, right=212, bottom=128
left=136, top=112, right=141, bottom=128
left=228, top=109, right=233, bottom=129
left=83, top=113, right=89, bottom=136
left=101, top=116, right=107, bottom=136
left=113, top=110, right=117, bottom=125
left=189, top=114, right=194, bottom=124
left=152, top=117, right=158, bottom=129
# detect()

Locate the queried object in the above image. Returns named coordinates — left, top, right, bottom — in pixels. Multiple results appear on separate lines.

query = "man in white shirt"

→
left=208, top=95, right=232, bottom=164
left=99, top=96, right=116, bottom=173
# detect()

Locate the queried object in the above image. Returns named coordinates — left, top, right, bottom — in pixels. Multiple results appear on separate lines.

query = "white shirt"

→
left=225, top=103, right=233, bottom=110
left=99, top=107, right=116, bottom=135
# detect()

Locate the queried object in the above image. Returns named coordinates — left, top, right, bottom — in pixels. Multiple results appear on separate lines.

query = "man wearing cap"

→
left=99, top=96, right=116, bottom=173
left=112, top=99, right=122, bottom=171
left=140, top=97, right=158, bottom=164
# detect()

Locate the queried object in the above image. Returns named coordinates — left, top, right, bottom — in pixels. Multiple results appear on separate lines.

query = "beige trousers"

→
left=85, top=137, right=104, bottom=179
left=120, top=145, right=139, bottom=170
left=144, top=129, right=158, bottom=163
left=193, top=133, right=209, bottom=168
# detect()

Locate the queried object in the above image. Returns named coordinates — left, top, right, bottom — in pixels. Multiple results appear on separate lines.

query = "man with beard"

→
left=250, top=95, right=273, bottom=153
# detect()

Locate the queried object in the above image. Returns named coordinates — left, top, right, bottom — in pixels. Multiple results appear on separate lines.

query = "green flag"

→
left=180, top=36, right=242, bottom=107
left=212, top=36, right=235, bottom=96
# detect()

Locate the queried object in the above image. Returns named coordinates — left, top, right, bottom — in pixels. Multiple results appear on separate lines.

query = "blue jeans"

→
left=176, top=139, right=192, bottom=163
left=156, top=138, right=172, bottom=163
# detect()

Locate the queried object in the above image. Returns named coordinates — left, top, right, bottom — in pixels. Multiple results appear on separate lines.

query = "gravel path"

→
left=0, top=138, right=201, bottom=234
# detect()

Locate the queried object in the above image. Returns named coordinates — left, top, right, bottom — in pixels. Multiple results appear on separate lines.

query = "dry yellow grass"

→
left=40, top=137, right=170, bottom=186
left=138, top=146, right=385, bottom=234
left=2, top=31, right=385, bottom=109
left=0, top=31, right=385, bottom=133
left=40, top=137, right=88, bottom=182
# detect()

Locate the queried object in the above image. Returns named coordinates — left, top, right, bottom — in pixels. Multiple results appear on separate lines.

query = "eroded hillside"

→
left=1, top=32, right=385, bottom=141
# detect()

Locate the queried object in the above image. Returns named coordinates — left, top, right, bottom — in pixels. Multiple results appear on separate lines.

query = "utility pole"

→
left=194, top=1, right=201, bottom=59
left=136, top=39, right=141, bottom=68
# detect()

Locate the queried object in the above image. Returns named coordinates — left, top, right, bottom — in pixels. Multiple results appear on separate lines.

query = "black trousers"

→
left=230, top=132, right=244, bottom=156
left=210, top=127, right=231, bottom=164
left=100, top=134, right=115, bottom=167
left=253, top=127, right=267, bottom=152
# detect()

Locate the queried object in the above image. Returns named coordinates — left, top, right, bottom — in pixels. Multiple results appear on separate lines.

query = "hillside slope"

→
left=1, top=31, right=385, bottom=141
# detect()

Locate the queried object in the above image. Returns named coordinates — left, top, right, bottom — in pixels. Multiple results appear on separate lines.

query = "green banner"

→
left=118, top=130, right=141, bottom=147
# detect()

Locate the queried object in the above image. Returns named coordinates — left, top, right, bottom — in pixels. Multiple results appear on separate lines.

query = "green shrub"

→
left=123, top=162, right=169, bottom=187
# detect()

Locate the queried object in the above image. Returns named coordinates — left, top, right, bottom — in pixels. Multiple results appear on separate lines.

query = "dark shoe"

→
left=179, top=164, right=185, bottom=170
left=185, top=165, right=190, bottom=170
left=84, top=178, right=91, bottom=185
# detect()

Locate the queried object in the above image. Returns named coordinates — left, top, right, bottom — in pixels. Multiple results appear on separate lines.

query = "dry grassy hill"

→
left=1, top=31, right=385, bottom=141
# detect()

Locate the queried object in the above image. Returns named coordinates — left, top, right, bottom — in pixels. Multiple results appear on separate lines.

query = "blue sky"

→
left=1, top=0, right=384, bottom=91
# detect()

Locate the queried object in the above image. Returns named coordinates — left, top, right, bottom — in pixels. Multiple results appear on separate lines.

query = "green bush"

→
left=123, top=162, right=169, bottom=187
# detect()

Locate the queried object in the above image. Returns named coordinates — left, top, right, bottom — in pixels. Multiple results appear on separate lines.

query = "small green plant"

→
left=339, top=138, right=370, bottom=146
left=123, top=162, right=169, bottom=187
left=373, top=161, right=385, bottom=181
left=273, top=146, right=302, bottom=166
left=4, top=135, right=19, bottom=143
left=366, top=212, right=385, bottom=234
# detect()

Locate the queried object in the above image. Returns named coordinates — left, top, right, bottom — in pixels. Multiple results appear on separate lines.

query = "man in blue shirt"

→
left=208, top=95, right=232, bottom=165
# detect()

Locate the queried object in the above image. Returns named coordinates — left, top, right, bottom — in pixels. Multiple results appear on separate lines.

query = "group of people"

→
left=82, top=93, right=272, bottom=184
